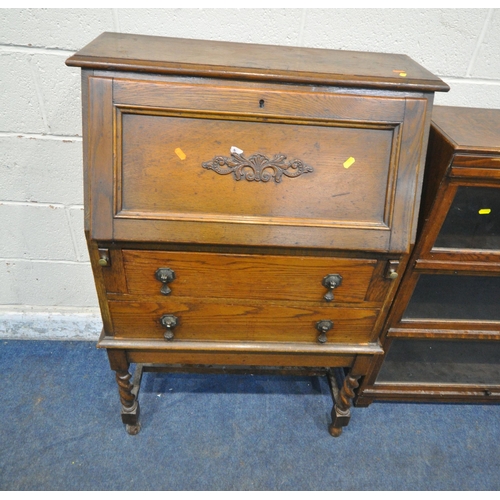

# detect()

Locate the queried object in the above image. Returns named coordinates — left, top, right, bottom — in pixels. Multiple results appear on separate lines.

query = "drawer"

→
left=88, top=76, right=428, bottom=252
left=121, top=250, right=378, bottom=304
left=108, top=299, right=379, bottom=344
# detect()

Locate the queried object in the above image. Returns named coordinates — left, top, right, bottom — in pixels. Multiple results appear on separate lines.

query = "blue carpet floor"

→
left=1, top=339, right=499, bottom=490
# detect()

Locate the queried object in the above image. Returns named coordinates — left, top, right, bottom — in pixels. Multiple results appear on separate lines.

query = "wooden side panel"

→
left=81, top=70, right=92, bottom=234
left=86, top=239, right=114, bottom=334
left=417, top=124, right=454, bottom=233
left=88, top=76, right=114, bottom=240
left=364, top=258, right=394, bottom=303
left=100, top=247, right=128, bottom=293
left=388, top=97, right=428, bottom=252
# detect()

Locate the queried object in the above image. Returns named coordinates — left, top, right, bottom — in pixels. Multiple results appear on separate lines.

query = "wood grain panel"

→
left=86, top=75, right=429, bottom=252
left=117, top=111, right=396, bottom=227
left=387, top=97, right=428, bottom=251
left=113, top=79, right=407, bottom=122
left=431, top=106, right=500, bottom=154
left=66, top=32, right=449, bottom=92
left=101, top=247, right=128, bottom=293
left=88, top=76, right=113, bottom=239
left=109, top=299, right=379, bottom=343
left=125, top=350, right=356, bottom=368
left=121, top=250, right=378, bottom=304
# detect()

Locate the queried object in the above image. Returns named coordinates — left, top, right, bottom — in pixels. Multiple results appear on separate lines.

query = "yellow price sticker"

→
left=343, top=157, right=355, bottom=169
left=175, top=147, right=186, bottom=160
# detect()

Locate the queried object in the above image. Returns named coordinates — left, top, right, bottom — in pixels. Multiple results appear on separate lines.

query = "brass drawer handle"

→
left=160, top=314, right=178, bottom=341
left=322, top=274, right=343, bottom=302
left=316, top=320, right=334, bottom=343
left=155, top=268, right=176, bottom=295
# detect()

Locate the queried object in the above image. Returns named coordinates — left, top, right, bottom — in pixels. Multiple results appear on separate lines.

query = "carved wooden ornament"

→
left=202, top=152, right=314, bottom=183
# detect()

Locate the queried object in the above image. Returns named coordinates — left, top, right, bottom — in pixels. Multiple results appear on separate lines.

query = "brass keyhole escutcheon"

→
left=322, top=274, right=343, bottom=302
left=155, top=268, right=176, bottom=295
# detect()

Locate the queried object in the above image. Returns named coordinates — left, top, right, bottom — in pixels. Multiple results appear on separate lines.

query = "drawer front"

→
left=88, top=76, right=428, bottom=252
left=121, top=250, right=378, bottom=304
left=109, top=300, right=379, bottom=344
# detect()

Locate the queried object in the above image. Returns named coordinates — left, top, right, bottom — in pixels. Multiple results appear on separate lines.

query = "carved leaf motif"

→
left=202, top=152, right=314, bottom=183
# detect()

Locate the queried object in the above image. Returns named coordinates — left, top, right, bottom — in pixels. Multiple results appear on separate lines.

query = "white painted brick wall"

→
left=0, top=51, right=47, bottom=133
left=471, top=9, right=500, bottom=79
left=0, top=136, right=83, bottom=205
left=302, top=9, right=487, bottom=75
left=1, top=8, right=499, bottom=339
left=0, top=8, right=115, bottom=50
left=30, top=53, right=82, bottom=136
left=67, top=207, right=88, bottom=262
left=116, top=8, right=305, bottom=45
left=0, top=203, right=77, bottom=261
left=0, top=260, right=97, bottom=307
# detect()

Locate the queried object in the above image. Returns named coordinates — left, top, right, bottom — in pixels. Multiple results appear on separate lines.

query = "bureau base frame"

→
left=107, top=348, right=364, bottom=437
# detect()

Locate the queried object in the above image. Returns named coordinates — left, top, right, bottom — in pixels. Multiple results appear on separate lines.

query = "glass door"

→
left=433, top=186, right=500, bottom=251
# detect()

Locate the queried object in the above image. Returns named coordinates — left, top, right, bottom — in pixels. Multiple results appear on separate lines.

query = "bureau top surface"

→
left=66, top=32, right=449, bottom=92
left=432, top=106, right=500, bottom=155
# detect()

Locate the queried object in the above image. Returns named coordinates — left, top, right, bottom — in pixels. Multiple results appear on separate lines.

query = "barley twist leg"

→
left=328, top=371, right=361, bottom=437
left=115, top=368, right=142, bottom=435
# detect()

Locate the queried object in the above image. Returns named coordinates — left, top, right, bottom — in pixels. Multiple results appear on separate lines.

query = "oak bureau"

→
left=66, top=32, right=448, bottom=436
